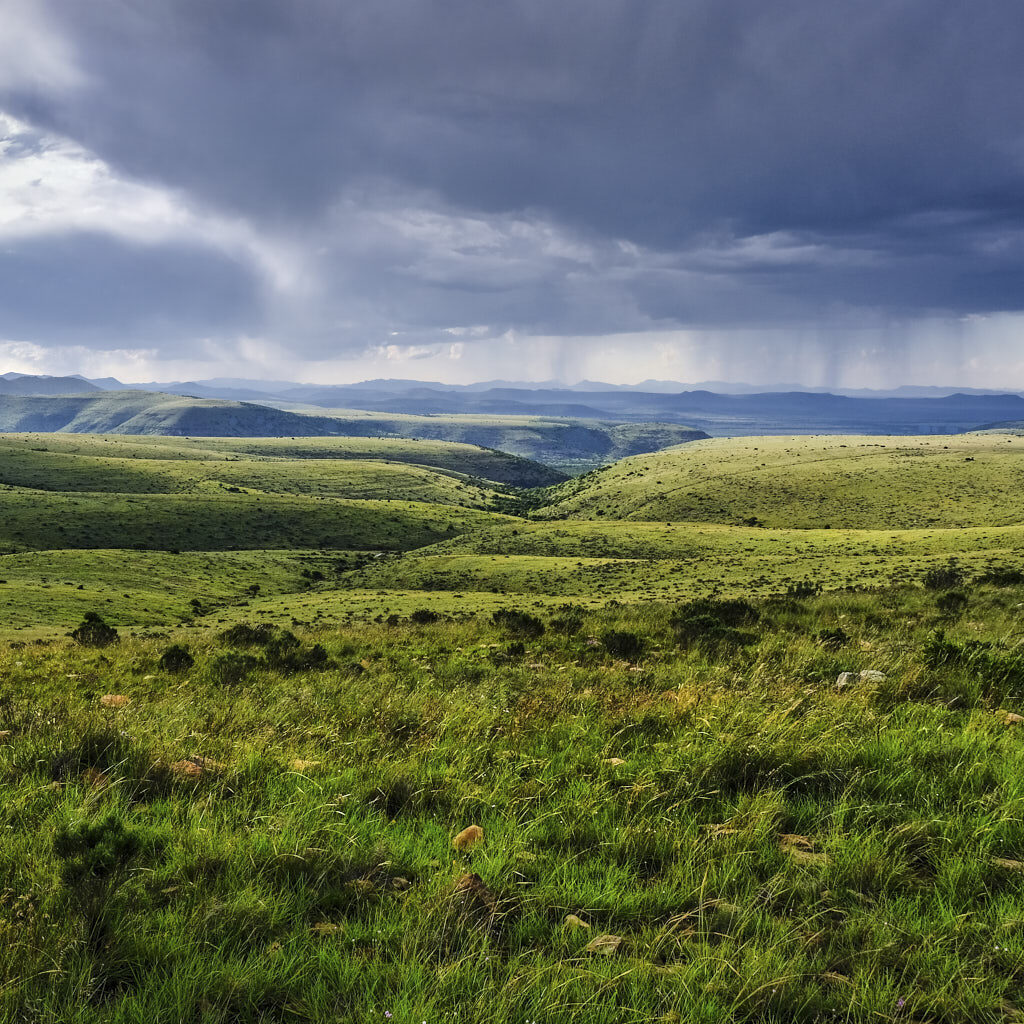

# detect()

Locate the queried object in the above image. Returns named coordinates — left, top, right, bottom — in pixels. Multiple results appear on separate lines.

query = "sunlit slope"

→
left=0, top=433, right=563, bottom=490
left=0, top=489, right=508, bottom=552
left=539, top=433, right=1024, bottom=528
left=0, top=549, right=341, bottom=633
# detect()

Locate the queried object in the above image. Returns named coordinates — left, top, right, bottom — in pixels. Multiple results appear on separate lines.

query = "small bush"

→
left=601, top=630, right=645, bottom=660
left=207, top=651, right=260, bottom=686
left=787, top=580, right=822, bottom=599
left=219, top=623, right=276, bottom=647
left=549, top=604, right=585, bottom=635
left=158, top=644, right=194, bottom=673
left=923, top=561, right=965, bottom=591
left=978, top=567, right=1024, bottom=586
left=70, top=612, right=118, bottom=648
left=670, top=597, right=759, bottom=650
left=409, top=609, right=439, bottom=625
left=54, top=813, right=156, bottom=946
left=492, top=609, right=545, bottom=638
left=936, top=591, right=969, bottom=617
left=816, top=627, right=849, bottom=649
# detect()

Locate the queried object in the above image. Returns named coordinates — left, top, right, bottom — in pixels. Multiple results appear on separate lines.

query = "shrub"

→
left=670, top=598, right=759, bottom=650
left=54, top=814, right=155, bottom=946
left=786, top=580, right=822, bottom=599
left=158, top=644, right=194, bottom=673
left=816, top=627, right=849, bottom=649
left=549, top=603, right=585, bottom=635
left=936, top=591, right=969, bottom=617
left=409, top=609, right=439, bottom=625
left=601, top=630, right=645, bottom=660
left=492, top=609, right=545, bottom=638
left=70, top=612, right=118, bottom=647
left=923, top=561, right=965, bottom=591
left=218, top=623, right=276, bottom=647
left=978, top=567, right=1024, bottom=586
left=207, top=651, right=259, bottom=686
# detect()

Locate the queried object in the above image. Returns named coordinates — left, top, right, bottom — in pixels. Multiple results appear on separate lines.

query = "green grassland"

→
left=4, top=430, right=1024, bottom=1021
left=272, top=407, right=708, bottom=472
left=0, top=433, right=563, bottom=489
left=540, top=433, right=1024, bottom=528
left=5, top=588, right=1024, bottom=1022
left=0, top=490, right=508, bottom=554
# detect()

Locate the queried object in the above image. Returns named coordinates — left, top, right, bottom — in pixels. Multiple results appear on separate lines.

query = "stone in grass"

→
left=99, top=694, right=131, bottom=709
left=991, top=856, right=1024, bottom=873
left=585, top=933, right=624, bottom=955
left=453, top=824, right=484, bottom=852
left=1001, top=711, right=1024, bottom=726
left=859, top=670, right=886, bottom=683
left=602, top=757, right=626, bottom=766
left=290, top=759, right=323, bottom=772
left=780, top=834, right=829, bottom=866
left=563, top=913, right=591, bottom=930
left=834, top=672, right=857, bottom=690
left=170, top=755, right=225, bottom=780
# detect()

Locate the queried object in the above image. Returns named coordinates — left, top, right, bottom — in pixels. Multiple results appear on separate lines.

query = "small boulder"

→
left=453, top=824, right=484, bottom=852
left=859, top=670, right=886, bottom=683
left=563, top=913, right=591, bottom=930
left=99, top=694, right=131, bottom=708
left=585, top=933, right=624, bottom=955
left=834, top=672, right=857, bottom=690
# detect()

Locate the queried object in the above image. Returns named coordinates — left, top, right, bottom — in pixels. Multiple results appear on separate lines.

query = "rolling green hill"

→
left=0, top=392, right=352, bottom=436
left=538, top=433, right=1024, bottom=528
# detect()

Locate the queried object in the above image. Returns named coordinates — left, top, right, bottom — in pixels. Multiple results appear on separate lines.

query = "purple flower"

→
left=896, top=998, right=905, bottom=1009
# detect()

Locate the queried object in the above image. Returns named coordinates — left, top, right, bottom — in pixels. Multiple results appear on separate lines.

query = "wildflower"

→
left=896, top=997, right=905, bottom=1009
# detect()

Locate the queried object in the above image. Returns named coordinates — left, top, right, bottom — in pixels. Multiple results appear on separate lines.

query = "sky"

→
left=1, top=0, right=1023, bottom=388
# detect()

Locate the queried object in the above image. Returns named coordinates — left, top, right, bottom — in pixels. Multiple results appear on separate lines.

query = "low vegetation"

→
left=3, top=429, right=1024, bottom=1021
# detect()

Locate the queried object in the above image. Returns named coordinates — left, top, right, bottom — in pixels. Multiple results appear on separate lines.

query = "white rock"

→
left=859, top=670, right=886, bottom=683
left=835, top=672, right=857, bottom=689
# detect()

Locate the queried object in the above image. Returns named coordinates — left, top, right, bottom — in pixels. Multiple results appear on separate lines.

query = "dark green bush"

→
left=218, top=623, right=276, bottom=647
left=158, top=644, right=194, bottom=673
left=409, top=609, right=440, bottom=625
left=54, top=814, right=156, bottom=946
left=601, top=630, right=645, bottom=660
left=936, top=591, right=969, bottom=617
left=70, top=612, right=118, bottom=648
left=207, top=651, right=260, bottom=686
left=816, top=626, right=849, bottom=649
left=977, top=567, right=1024, bottom=586
left=670, top=597, right=759, bottom=649
left=492, top=609, right=545, bottom=638
left=923, top=561, right=966, bottom=591
left=549, top=603, right=585, bottom=635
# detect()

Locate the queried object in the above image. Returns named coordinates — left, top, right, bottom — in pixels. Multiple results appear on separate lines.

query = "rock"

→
left=563, top=913, right=591, bottom=930
left=585, top=933, right=624, bottom=955
left=1003, top=712, right=1024, bottom=726
left=169, top=755, right=224, bottom=779
left=834, top=672, right=857, bottom=690
left=290, top=759, right=322, bottom=772
left=991, top=856, right=1024, bottom=873
left=602, top=757, right=626, bottom=766
left=859, top=670, right=886, bottom=683
left=99, top=694, right=131, bottom=708
left=453, top=824, right=484, bottom=852
left=310, top=921, right=341, bottom=935
left=81, top=767, right=109, bottom=789
left=780, top=834, right=829, bottom=866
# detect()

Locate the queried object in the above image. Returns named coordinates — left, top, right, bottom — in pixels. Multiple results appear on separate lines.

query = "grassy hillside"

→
left=539, top=433, right=1024, bottom=528
left=0, top=392, right=352, bottom=436
left=0, top=489, right=507, bottom=554
left=271, top=407, right=709, bottom=472
left=5, top=588, right=1024, bottom=1021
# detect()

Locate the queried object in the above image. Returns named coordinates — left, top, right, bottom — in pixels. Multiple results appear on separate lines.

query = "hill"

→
left=0, top=433, right=565, bottom=491
left=0, top=392, right=352, bottom=436
left=538, top=433, right=1024, bottom=529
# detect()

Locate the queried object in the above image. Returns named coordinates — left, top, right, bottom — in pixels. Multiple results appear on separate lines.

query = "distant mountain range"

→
left=3, top=372, right=1024, bottom=446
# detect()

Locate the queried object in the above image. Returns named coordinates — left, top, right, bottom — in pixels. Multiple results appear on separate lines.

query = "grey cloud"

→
left=1, top=0, right=1024, bottom=377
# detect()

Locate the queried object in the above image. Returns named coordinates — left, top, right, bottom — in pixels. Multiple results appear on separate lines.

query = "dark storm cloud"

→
left=2, top=0, right=1024, bottom=371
